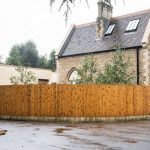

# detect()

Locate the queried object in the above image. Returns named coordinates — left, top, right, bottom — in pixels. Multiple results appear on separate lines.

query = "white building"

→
left=0, top=64, right=57, bottom=85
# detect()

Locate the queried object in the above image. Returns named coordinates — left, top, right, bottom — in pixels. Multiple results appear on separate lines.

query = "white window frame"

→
left=126, top=19, right=140, bottom=32
left=105, top=24, right=115, bottom=35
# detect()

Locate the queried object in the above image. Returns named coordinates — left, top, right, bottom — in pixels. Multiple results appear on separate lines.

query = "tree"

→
left=50, top=0, right=80, bottom=22
left=0, top=55, right=3, bottom=64
left=96, top=48, right=134, bottom=84
left=50, top=0, right=125, bottom=22
left=6, top=45, right=22, bottom=66
left=38, top=55, right=48, bottom=69
left=10, top=66, right=36, bottom=85
left=22, top=41, right=39, bottom=67
left=75, top=55, right=98, bottom=84
left=6, top=41, right=39, bottom=68
left=48, top=50, right=56, bottom=72
left=74, top=48, right=134, bottom=84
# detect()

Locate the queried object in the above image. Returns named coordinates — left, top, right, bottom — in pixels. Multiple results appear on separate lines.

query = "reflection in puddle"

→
left=0, top=130, right=7, bottom=136
left=123, top=139, right=138, bottom=143
left=54, top=128, right=71, bottom=133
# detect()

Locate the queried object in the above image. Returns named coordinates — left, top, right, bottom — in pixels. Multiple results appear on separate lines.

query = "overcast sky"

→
left=0, top=0, right=150, bottom=61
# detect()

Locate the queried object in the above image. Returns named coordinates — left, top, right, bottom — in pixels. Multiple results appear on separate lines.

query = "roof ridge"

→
left=111, top=8, right=150, bottom=20
left=75, top=9, right=150, bottom=27
left=76, top=21, right=96, bottom=27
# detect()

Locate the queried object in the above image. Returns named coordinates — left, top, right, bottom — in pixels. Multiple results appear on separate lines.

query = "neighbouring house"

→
left=0, top=64, right=57, bottom=85
left=57, top=0, right=150, bottom=85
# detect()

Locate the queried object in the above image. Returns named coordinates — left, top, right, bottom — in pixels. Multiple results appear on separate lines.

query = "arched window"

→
left=67, top=68, right=79, bottom=84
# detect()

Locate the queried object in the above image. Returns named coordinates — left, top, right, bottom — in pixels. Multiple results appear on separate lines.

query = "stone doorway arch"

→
left=66, top=67, right=78, bottom=84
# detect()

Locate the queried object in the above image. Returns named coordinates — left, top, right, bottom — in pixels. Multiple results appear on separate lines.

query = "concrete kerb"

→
left=0, top=115, right=150, bottom=122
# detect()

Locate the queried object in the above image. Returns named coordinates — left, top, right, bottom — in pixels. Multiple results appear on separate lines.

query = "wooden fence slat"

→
left=84, top=84, right=94, bottom=117
left=126, top=85, right=134, bottom=116
left=0, top=84, right=150, bottom=118
left=148, top=86, right=150, bottom=115
left=133, top=86, right=144, bottom=116
left=93, top=85, right=100, bottom=117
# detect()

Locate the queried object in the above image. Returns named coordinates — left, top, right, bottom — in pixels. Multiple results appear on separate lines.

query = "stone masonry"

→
left=57, top=49, right=137, bottom=84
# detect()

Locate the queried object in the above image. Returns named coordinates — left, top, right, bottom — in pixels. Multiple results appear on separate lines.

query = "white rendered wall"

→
left=0, top=64, right=57, bottom=85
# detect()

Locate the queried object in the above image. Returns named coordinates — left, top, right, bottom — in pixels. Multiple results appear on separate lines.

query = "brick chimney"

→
left=96, top=0, right=113, bottom=37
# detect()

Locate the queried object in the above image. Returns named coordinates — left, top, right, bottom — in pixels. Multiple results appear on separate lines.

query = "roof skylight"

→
left=105, top=24, right=115, bottom=35
left=126, top=19, right=140, bottom=32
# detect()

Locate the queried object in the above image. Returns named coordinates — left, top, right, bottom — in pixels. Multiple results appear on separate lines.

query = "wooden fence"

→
left=0, top=84, right=150, bottom=117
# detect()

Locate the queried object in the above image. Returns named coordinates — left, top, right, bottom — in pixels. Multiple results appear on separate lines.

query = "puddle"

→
left=34, top=128, right=40, bottom=131
left=54, top=128, right=71, bottom=133
left=0, top=130, right=7, bottom=136
left=95, top=125, right=104, bottom=128
left=65, top=124, right=77, bottom=128
left=123, top=139, right=138, bottom=143
left=29, top=140, right=34, bottom=143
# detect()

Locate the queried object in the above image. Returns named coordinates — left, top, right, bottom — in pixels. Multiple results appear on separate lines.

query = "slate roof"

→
left=58, top=9, right=150, bottom=57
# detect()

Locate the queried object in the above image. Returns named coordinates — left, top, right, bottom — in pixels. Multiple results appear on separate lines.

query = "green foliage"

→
left=10, top=66, right=36, bottom=85
left=48, top=50, right=56, bottom=72
left=75, top=48, right=134, bottom=85
left=6, top=41, right=39, bottom=67
left=38, top=55, right=48, bottom=69
left=6, top=41, right=57, bottom=70
left=0, top=55, right=3, bottom=64
left=96, top=48, right=134, bottom=84
left=6, top=46, right=22, bottom=66
left=75, top=55, right=97, bottom=84
left=22, top=41, right=39, bottom=67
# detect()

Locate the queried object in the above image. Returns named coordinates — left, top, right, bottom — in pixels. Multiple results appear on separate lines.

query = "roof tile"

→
left=59, top=9, right=150, bottom=57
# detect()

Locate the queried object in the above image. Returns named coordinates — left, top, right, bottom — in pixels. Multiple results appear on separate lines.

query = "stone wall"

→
left=57, top=49, right=137, bottom=84
left=140, top=18, right=150, bottom=85
left=148, top=39, right=150, bottom=85
left=139, top=48, right=150, bottom=85
left=139, top=35, right=150, bottom=85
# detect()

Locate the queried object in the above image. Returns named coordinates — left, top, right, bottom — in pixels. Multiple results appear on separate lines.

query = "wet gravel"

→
left=0, top=120, right=150, bottom=150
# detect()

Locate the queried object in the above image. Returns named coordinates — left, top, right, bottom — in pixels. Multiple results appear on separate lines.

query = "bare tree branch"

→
left=50, top=0, right=125, bottom=22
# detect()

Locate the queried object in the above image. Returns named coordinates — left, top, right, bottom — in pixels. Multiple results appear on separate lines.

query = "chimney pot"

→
left=96, top=0, right=113, bottom=37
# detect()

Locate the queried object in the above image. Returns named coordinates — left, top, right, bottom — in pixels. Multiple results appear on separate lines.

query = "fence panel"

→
left=0, top=84, right=150, bottom=118
left=148, top=86, right=150, bottom=114
left=126, top=85, right=134, bottom=116
left=133, top=86, right=144, bottom=116
left=57, top=84, right=71, bottom=117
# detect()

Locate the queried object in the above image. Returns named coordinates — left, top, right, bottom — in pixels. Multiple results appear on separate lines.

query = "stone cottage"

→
left=57, top=0, right=150, bottom=85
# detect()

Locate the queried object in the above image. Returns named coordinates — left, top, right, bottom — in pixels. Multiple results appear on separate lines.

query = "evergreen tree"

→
left=22, top=41, right=39, bottom=67
left=38, top=55, right=48, bottom=69
left=6, top=45, right=22, bottom=66
left=0, top=55, right=3, bottom=64
left=48, top=50, right=56, bottom=72
left=6, top=41, right=39, bottom=67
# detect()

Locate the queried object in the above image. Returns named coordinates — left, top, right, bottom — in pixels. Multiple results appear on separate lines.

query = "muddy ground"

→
left=0, top=120, right=150, bottom=150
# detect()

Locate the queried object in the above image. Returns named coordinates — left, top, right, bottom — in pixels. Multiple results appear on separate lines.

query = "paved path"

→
left=0, top=120, right=150, bottom=150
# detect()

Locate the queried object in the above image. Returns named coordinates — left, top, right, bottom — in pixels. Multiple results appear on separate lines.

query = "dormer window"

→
left=126, top=19, right=140, bottom=32
left=105, top=24, right=115, bottom=35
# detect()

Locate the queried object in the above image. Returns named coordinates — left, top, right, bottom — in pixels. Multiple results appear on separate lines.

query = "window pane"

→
left=132, top=20, right=140, bottom=30
left=129, top=21, right=135, bottom=30
left=126, top=21, right=133, bottom=31
left=126, top=19, right=140, bottom=32
left=105, top=24, right=115, bottom=35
